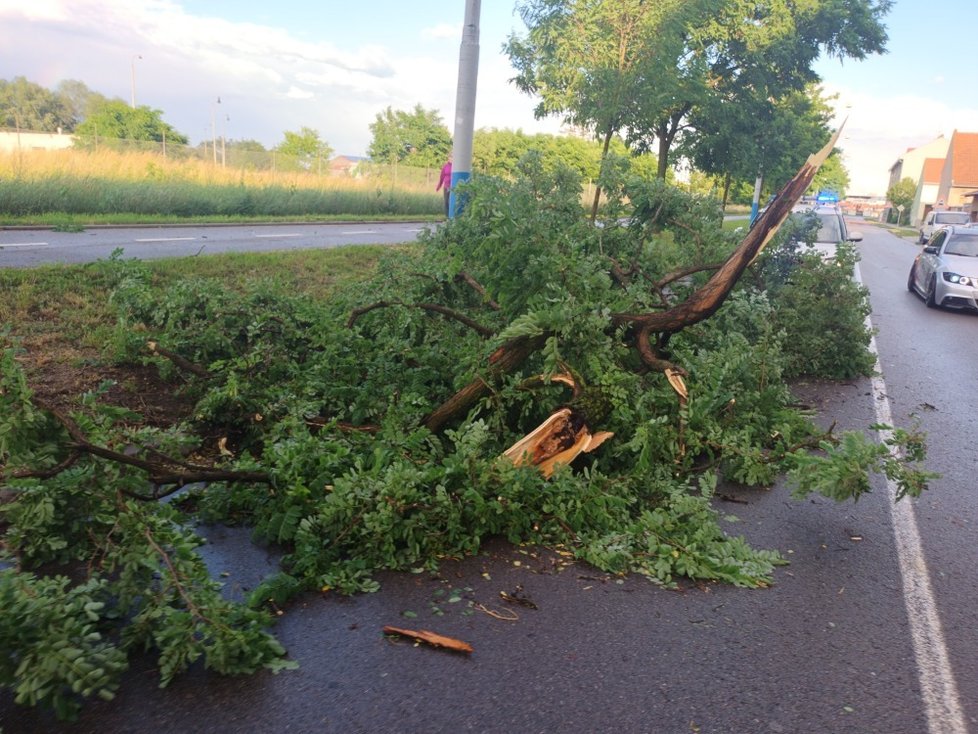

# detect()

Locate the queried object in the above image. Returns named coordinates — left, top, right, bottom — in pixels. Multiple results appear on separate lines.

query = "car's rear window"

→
left=816, top=213, right=842, bottom=243
left=935, top=212, right=971, bottom=225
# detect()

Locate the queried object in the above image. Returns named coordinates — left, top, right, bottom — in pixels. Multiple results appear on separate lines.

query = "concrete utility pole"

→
left=130, top=55, right=142, bottom=108
left=449, top=0, right=480, bottom=218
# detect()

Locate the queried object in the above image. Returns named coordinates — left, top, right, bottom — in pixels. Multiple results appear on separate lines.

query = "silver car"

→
left=907, top=226, right=978, bottom=310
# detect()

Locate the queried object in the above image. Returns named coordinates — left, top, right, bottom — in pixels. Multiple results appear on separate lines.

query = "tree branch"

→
left=454, top=271, right=501, bottom=310
left=146, top=341, right=212, bottom=378
left=347, top=300, right=495, bottom=337
left=27, top=397, right=271, bottom=489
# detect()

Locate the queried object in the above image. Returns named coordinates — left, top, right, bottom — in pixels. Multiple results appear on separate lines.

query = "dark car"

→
left=907, top=226, right=978, bottom=310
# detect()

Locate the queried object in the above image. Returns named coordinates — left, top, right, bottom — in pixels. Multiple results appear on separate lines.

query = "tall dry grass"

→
left=0, top=147, right=443, bottom=219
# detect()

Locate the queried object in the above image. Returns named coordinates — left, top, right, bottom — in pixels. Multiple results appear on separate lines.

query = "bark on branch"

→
left=455, top=271, right=501, bottom=311
left=612, top=130, right=840, bottom=335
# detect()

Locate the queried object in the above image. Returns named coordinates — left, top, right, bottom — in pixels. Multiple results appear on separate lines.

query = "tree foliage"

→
left=367, top=104, right=451, bottom=168
left=1, top=76, right=77, bottom=132
left=1, top=151, right=936, bottom=720
left=886, top=177, right=916, bottom=225
left=507, top=0, right=892, bottom=183
left=72, top=100, right=189, bottom=146
left=274, top=126, right=334, bottom=171
left=685, top=85, right=838, bottom=202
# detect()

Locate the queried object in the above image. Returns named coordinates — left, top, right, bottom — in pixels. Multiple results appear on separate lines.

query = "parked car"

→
left=917, top=210, right=971, bottom=244
left=795, top=205, right=863, bottom=257
left=907, top=226, right=978, bottom=310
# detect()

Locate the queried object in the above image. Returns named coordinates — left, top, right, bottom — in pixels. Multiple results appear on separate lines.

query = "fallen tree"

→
left=0, top=134, right=935, bottom=719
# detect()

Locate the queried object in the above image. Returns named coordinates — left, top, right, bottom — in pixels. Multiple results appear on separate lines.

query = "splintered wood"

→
left=382, top=626, right=474, bottom=654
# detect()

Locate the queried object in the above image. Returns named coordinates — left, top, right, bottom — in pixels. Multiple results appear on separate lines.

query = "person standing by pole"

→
left=436, top=154, right=453, bottom=218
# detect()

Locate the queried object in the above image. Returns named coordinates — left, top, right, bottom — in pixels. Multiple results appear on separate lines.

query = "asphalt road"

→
left=0, top=222, right=432, bottom=267
left=2, top=222, right=977, bottom=734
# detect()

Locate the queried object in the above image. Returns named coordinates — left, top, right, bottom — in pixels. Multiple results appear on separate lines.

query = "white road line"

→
left=0, top=242, right=50, bottom=247
left=855, top=262, right=966, bottom=734
left=340, top=230, right=377, bottom=235
left=254, top=233, right=302, bottom=239
left=134, top=237, right=197, bottom=242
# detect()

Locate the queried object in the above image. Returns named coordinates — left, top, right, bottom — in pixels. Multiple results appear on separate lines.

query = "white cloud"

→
left=421, top=23, right=459, bottom=41
left=822, top=82, right=978, bottom=194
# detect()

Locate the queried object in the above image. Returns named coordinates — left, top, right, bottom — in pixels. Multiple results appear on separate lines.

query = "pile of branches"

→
left=0, top=139, right=934, bottom=719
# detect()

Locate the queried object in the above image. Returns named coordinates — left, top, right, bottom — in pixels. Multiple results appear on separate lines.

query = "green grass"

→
left=0, top=244, right=397, bottom=350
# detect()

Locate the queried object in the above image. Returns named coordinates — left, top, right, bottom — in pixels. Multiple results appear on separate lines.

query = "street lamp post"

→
left=221, top=113, right=228, bottom=168
left=130, top=55, right=142, bottom=108
left=211, top=96, right=221, bottom=164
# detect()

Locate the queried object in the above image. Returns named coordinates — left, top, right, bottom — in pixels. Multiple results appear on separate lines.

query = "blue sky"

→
left=2, top=0, right=977, bottom=195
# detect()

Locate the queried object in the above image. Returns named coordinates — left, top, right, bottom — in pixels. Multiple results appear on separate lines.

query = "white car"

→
left=918, top=210, right=971, bottom=244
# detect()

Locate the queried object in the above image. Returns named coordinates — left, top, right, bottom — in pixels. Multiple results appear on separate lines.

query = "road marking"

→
left=134, top=237, right=197, bottom=242
left=254, top=233, right=302, bottom=239
left=0, top=242, right=50, bottom=247
left=855, top=262, right=966, bottom=734
left=340, top=230, right=377, bottom=235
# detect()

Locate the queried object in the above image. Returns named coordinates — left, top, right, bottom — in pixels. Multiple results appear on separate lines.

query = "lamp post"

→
left=221, top=113, right=228, bottom=168
left=130, top=55, right=142, bottom=108
left=211, top=96, right=221, bottom=164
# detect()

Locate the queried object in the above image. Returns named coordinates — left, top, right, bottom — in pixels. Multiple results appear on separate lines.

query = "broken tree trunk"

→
left=421, top=128, right=842, bottom=433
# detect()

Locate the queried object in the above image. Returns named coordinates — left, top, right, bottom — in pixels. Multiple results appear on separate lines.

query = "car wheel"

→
left=925, top=276, right=939, bottom=308
left=907, top=265, right=917, bottom=293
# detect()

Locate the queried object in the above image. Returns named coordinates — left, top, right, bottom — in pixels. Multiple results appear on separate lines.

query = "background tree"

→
left=684, top=84, right=836, bottom=207
left=367, top=104, right=451, bottom=169
left=632, top=0, right=892, bottom=176
left=508, top=0, right=892, bottom=193
left=274, top=127, right=333, bottom=172
left=54, top=79, right=108, bottom=125
left=886, top=177, right=916, bottom=225
left=506, top=0, right=702, bottom=218
left=811, top=151, right=851, bottom=199
left=73, top=100, right=188, bottom=146
left=0, top=76, right=76, bottom=132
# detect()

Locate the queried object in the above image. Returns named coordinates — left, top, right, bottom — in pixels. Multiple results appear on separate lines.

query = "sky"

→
left=3, top=0, right=978, bottom=196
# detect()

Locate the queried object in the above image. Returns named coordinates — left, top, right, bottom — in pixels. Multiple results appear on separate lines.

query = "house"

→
left=934, top=130, right=978, bottom=213
left=0, top=129, right=75, bottom=152
left=910, top=156, right=945, bottom=224
left=887, top=134, right=948, bottom=193
left=327, top=155, right=366, bottom=176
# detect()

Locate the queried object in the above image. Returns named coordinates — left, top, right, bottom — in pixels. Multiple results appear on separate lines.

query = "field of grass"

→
left=0, top=147, right=443, bottom=225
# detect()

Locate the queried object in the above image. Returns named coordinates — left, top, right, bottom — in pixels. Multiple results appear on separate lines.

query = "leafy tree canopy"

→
left=886, top=176, right=916, bottom=224
left=73, top=100, right=189, bottom=145
left=275, top=126, right=333, bottom=168
left=812, top=150, right=850, bottom=199
left=367, top=104, right=451, bottom=168
left=507, top=0, right=892, bottom=181
left=1, top=76, right=77, bottom=132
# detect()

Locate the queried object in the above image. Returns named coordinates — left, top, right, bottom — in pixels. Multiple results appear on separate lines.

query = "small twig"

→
left=144, top=527, right=214, bottom=626
left=474, top=603, right=519, bottom=621
left=455, top=271, right=501, bottom=310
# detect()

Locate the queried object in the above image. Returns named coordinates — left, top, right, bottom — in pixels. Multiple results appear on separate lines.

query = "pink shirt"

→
left=437, top=161, right=452, bottom=191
